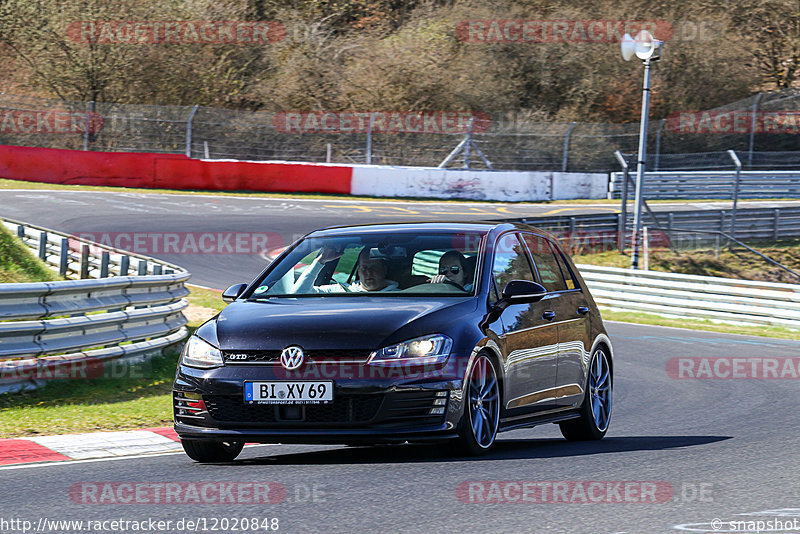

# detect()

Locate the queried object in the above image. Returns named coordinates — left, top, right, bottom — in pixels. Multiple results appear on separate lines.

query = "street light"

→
left=621, top=30, right=663, bottom=269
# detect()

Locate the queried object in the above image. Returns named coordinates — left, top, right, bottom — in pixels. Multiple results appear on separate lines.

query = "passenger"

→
left=292, top=246, right=399, bottom=293
left=429, top=250, right=473, bottom=291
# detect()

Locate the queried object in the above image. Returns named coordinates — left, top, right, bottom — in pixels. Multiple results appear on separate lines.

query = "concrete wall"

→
left=351, top=165, right=608, bottom=201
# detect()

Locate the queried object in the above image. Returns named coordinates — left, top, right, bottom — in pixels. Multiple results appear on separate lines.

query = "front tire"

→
left=181, top=439, right=244, bottom=462
left=452, top=353, right=500, bottom=455
left=560, top=347, right=612, bottom=441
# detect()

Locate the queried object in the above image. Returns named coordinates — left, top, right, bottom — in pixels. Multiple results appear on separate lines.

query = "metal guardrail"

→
left=0, top=218, right=190, bottom=393
left=577, top=264, right=800, bottom=329
left=609, top=171, right=800, bottom=200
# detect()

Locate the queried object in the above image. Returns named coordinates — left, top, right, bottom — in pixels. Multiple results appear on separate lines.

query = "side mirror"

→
left=222, top=283, right=248, bottom=302
left=501, top=280, right=547, bottom=304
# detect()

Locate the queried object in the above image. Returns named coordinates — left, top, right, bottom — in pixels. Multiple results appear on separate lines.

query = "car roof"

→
left=307, top=221, right=549, bottom=237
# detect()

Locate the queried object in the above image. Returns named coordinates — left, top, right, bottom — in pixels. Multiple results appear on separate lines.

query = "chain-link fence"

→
left=0, top=91, right=798, bottom=172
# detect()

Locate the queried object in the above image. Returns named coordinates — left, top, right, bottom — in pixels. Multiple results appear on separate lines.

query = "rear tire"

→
left=181, top=439, right=244, bottom=462
left=560, top=347, right=612, bottom=441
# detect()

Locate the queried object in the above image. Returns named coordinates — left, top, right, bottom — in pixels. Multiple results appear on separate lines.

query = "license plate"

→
left=244, top=381, right=333, bottom=404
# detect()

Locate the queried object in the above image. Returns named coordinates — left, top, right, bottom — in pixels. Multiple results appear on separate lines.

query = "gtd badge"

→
left=280, top=346, right=304, bottom=370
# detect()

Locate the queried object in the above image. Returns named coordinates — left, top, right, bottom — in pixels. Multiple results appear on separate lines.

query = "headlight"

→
left=181, top=336, right=224, bottom=369
left=368, top=334, right=452, bottom=366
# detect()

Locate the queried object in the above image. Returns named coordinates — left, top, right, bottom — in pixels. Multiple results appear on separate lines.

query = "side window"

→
left=552, top=245, right=579, bottom=291
left=522, top=234, right=567, bottom=292
left=492, top=233, right=536, bottom=296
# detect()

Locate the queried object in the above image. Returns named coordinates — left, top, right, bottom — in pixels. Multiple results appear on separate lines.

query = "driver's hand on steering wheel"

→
left=318, top=246, right=344, bottom=264
left=429, top=274, right=448, bottom=284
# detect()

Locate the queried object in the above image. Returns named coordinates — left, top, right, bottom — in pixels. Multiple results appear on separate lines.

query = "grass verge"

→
left=0, top=223, right=60, bottom=283
left=600, top=309, right=800, bottom=340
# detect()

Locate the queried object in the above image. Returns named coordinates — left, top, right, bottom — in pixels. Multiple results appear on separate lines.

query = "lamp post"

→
left=621, top=31, right=663, bottom=269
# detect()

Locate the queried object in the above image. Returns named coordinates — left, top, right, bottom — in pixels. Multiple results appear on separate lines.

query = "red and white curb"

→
left=0, top=427, right=182, bottom=466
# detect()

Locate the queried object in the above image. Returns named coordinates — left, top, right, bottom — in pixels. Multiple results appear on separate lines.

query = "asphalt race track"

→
left=2, top=190, right=800, bottom=533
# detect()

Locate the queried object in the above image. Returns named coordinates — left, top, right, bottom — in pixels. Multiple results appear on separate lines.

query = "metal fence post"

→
left=83, top=101, right=94, bottom=151
left=463, top=120, right=473, bottom=169
left=203, top=140, right=210, bottom=159
left=773, top=209, right=780, bottom=240
left=59, top=238, right=69, bottom=277
left=728, top=150, right=742, bottom=247
left=38, top=231, right=47, bottom=260
left=654, top=118, right=666, bottom=170
left=186, top=105, right=199, bottom=158
left=120, top=255, right=130, bottom=276
left=138, top=259, right=148, bottom=275
left=17, top=225, right=24, bottom=239
left=748, top=93, right=763, bottom=168
left=562, top=122, right=577, bottom=172
left=80, top=244, right=90, bottom=279
left=326, top=143, right=332, bottom=163
left=365, top=112, right=378, bottom=164
left=614, top=150, right=630, bottom=252
left=100, top=251, right=110, bottom=278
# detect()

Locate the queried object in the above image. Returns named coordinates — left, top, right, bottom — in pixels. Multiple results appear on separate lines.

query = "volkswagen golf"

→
left=173, top=222, right=613, bottom=462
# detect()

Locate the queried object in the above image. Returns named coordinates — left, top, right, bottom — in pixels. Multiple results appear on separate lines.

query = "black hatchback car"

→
left=174, top=222, right=613, bottom=461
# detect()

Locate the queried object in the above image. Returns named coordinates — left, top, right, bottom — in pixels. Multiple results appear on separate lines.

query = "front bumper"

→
left=173, top=363, right=465, bottom=444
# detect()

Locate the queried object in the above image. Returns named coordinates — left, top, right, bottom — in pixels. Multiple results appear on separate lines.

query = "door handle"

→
left=577, top=306, right=590, bottom=315
left=542, top=310, right=556, bottom=321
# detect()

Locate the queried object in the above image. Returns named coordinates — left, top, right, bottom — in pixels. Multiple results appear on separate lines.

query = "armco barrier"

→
left=577, top=264, right=800, bottom=329
left=609, top=171, right=800, bottom=200
left=512, top=205, right=800, bottom=243
left=0, top=218, right=190, bottom=393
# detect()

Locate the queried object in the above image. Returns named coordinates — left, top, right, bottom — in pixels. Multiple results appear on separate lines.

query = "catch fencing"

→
left=0, top=90, right=798, bottom=172
left=0, top=218, right=189, bottom=393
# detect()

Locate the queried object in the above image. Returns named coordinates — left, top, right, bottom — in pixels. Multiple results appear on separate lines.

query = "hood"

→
left=207, top=296, right=476, bottom=351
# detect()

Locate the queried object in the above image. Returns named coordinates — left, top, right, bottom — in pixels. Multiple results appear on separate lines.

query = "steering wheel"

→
left=442, top=279, right=465, bottom=291
left=336, top=281, right=352, bottom=292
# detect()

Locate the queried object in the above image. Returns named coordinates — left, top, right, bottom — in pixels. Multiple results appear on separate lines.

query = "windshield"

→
left=250, top=231, right=484, bottom=297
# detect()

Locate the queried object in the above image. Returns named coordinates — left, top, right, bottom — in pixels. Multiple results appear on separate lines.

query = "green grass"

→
left=186, top=283, right=225, bottom=310
left=0, top=224, right=60, bottom=283
left=0, top=350, right=181, bottom=438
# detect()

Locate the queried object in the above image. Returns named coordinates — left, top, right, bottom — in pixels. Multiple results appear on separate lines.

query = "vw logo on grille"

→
left=280, top=346, right=304, bottom=370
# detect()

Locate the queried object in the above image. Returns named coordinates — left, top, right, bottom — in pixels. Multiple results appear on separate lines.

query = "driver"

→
left=429, top=250, right=473, bottom=290
left=291, top=246, right=399, bottom=293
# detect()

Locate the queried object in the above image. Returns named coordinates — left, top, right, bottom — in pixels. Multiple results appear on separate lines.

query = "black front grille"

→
left=201, top=390, right=448, bottom=428
left=205, top=394, right=383, bottom=425
left=223, top=349, right=373, bottom=364
left=377, top=390, right=447, bottom=428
